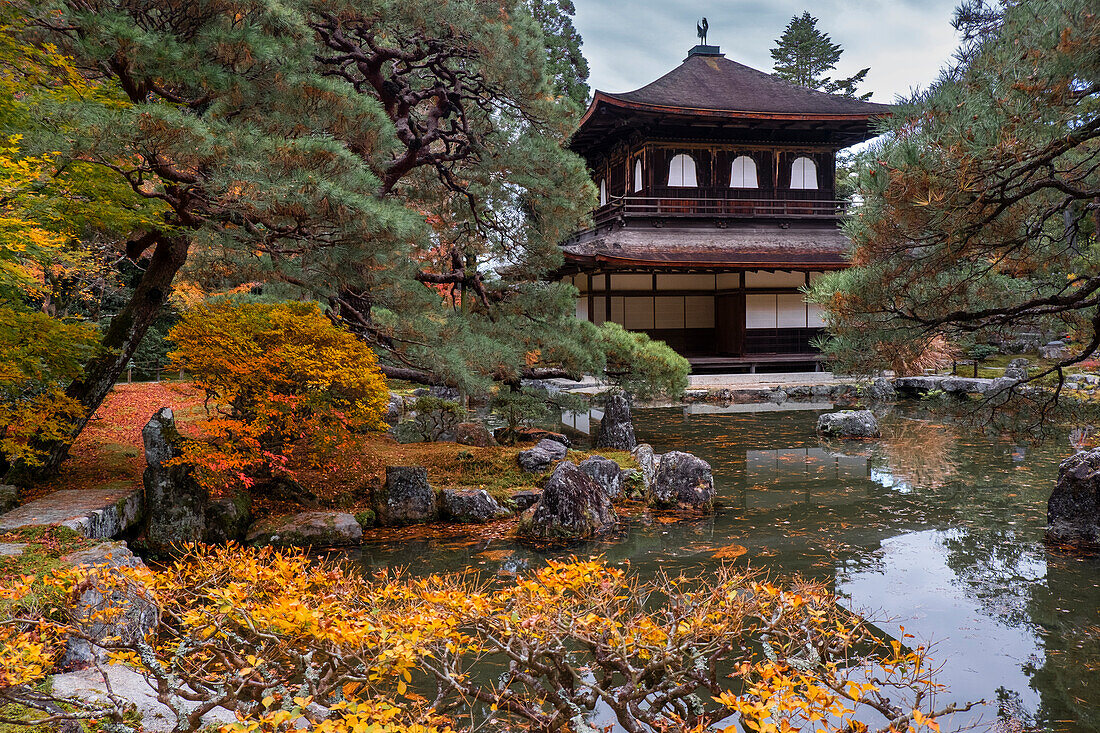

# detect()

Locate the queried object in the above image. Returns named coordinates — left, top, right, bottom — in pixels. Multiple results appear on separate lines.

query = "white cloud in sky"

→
left=573, top=0, right=964, bottom=103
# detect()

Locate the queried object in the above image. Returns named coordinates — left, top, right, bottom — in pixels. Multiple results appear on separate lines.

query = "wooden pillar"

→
left=587, top=273, right=594, bottom=323
left=604, top=272, right=612, bottom=323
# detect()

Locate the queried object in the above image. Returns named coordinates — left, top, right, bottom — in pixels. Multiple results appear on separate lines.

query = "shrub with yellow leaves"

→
left=0, top=545, right=975, bottom=733
left=166, top=300, right=390, bottom=494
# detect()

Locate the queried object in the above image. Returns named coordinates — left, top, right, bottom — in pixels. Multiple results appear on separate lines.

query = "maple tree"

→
left=166, top=300, right=389, bottom=493
left=0, top=545, right=972, bottom=733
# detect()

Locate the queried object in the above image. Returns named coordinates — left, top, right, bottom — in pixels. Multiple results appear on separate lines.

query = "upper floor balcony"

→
left=592, top=188, right=850, bottom=228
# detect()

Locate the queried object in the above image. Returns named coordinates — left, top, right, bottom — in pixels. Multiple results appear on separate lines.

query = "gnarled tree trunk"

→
left=11, top=232, right=190, bottom=483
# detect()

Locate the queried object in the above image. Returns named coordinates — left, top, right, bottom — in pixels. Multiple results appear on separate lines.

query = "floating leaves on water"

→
left=712, top=544, right=748, bottom=560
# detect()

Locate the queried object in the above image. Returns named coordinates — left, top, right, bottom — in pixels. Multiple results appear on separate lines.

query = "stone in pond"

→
left=577, top=455, right=624, bottom=500
left=596, top=392, right=637, bottom=450
left=631, top=444, right=660, bottom=492
left=442, top=489, right=510, bottom=523
left=650, top=451, right=715, bottom=511
left=517, top=462, right=616, bottom=542
left=247, top=511, right=363, bottom=547
left=864, top=377, right=896, bottom=402
left=517, top=439, right=568, bottom=473
left=816, top=410, right=881, bottom=439
left=375, top=466, right=439, bottom=525
left=1047, top=448, right=1100, bottom=549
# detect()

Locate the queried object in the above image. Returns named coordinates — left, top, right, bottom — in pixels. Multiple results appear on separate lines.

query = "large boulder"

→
left=247, top=511, right=363, bottom=547
left=203, top=492, right=251, bottom=544
left=455, top=422, right=496, bottom=447
left=0, top=483, right=18, bottom=514
left=816, top=410, right=881, bottom=439
left=517, top=439, right=568, bottom=473
left=1047, top=449, right=1100, bottom=548
left=61, top=542, right=158, bottom=670
left=509, top=489, right=542, bottom=512
left=142, top=408, right=207, bottom=552
left=517, top=462, right=616, bottom=542
left=441, top=489, right=510, bottom=523
left=577, top=455, right=624, bottom=500
left=383, top=392, right=405, bottom=426
left=650, top=451, right=715, bottom=510
left=1040, top=340, right=1067, bottom=360
left=1004, top=358, right=1030, bottom=381
left=596, top=392, right=637, bottom=450
left=375, top=466, right=439, bottom=525
left=864, top=377, right=896, bottom=402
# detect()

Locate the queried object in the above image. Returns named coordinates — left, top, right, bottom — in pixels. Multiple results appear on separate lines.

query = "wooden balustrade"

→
left=592, top=194, right=850, bottom=224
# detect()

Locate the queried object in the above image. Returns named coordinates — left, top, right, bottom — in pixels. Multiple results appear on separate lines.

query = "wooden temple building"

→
left=559, top=42, right=889, bottom=372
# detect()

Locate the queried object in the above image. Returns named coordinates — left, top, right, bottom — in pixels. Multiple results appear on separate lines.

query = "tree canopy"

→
left=810, top=0, right=1098, bottom=384
left=770, top=12, right=871, bottom=99
left=0, top=0, right=684, bottom=481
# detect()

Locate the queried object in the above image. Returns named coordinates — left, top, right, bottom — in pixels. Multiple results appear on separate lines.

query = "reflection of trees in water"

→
left=941, top=530, right=1100, bottom=731
left=941, top=527, right=1044, bottom=628
left=880, top=418, right=960, bottom=490
left=1025, top=550, right=1100, bottom=732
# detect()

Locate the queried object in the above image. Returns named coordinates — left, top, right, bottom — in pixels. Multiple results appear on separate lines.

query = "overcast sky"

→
left=573, top=0, right=964, bottom=103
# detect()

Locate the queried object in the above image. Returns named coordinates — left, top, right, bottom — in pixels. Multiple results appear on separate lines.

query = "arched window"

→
left=790, top=156, right=818, bottom=190
left=667, top=154, right=697, bottom=187
left=633, top=159, right=643, bottom=192
left=599, top=178, right=607, bottom=206
left=729, top=155, right=759, bottom=188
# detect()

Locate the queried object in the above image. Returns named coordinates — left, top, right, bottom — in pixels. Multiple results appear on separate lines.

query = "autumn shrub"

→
left=0, top=545, right=971, bottom=733
left=166, top=300, right=389, bottom=493
left=0, top=309, right=98, bottom=473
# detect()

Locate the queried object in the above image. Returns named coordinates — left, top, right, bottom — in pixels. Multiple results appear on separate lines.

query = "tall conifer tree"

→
left=770, top=12, right=871, bottom=99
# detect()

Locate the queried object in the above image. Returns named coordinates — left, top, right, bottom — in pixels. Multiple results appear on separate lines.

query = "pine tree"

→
left=808, top=0, right=1099, bottom=389
left=5, top=0, right=686, bottom=480
left=770, top=12, right=871, bottom=99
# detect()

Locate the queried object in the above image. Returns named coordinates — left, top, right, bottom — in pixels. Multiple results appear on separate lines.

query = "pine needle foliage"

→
left=770, top=12, right=871, bottom=99
left=809, top=0, right=1100, bottom=385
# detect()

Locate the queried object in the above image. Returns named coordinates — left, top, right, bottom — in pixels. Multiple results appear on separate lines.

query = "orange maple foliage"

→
left=166, top=301, right=389, bottom=495
left=0, top=546, right=966, bottom=733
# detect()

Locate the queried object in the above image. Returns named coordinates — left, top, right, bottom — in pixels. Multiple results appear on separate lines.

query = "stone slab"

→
left=51, top=664, right=236, bottom=733
left=0, top=486, right=144, bottom=539
left=893, top=375, right=996, bottom=395
left=0, top=542, right=27, bottom=556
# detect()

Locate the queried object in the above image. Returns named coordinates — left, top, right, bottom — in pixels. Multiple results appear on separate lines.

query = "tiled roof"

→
left=601, top=54, right=890, bottom=117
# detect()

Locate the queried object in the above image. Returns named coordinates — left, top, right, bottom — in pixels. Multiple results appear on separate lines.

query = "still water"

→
left=352, top=404, right=1100, bottom=732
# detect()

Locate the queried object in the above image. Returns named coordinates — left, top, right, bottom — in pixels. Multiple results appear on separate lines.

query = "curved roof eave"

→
left=578, top=91, right=891, bottom=127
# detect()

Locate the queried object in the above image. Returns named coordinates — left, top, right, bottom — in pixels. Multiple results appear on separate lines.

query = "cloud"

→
left=573, top=0, right=962, bottom=103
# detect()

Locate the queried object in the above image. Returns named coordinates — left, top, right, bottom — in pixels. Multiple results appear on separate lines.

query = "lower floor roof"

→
left=561, top=223, right=851, bottom=271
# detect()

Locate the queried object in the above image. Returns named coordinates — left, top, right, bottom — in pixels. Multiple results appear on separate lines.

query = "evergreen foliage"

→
left=809, top=0, right=1099, bottom=383
left=770, top=12, right=871, bottom=99
left=2, top=0, right=682, bottom=481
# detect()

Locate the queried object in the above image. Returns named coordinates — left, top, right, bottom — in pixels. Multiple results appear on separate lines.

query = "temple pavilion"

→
left=558, top=41, right=889, bottom=372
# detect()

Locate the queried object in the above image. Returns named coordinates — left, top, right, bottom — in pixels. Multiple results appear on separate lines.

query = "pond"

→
left=350, top=403, right=1100, bottom=733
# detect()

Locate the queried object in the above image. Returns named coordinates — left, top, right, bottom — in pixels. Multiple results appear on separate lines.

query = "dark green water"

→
left=350, top=404, right=1100, bottom=732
